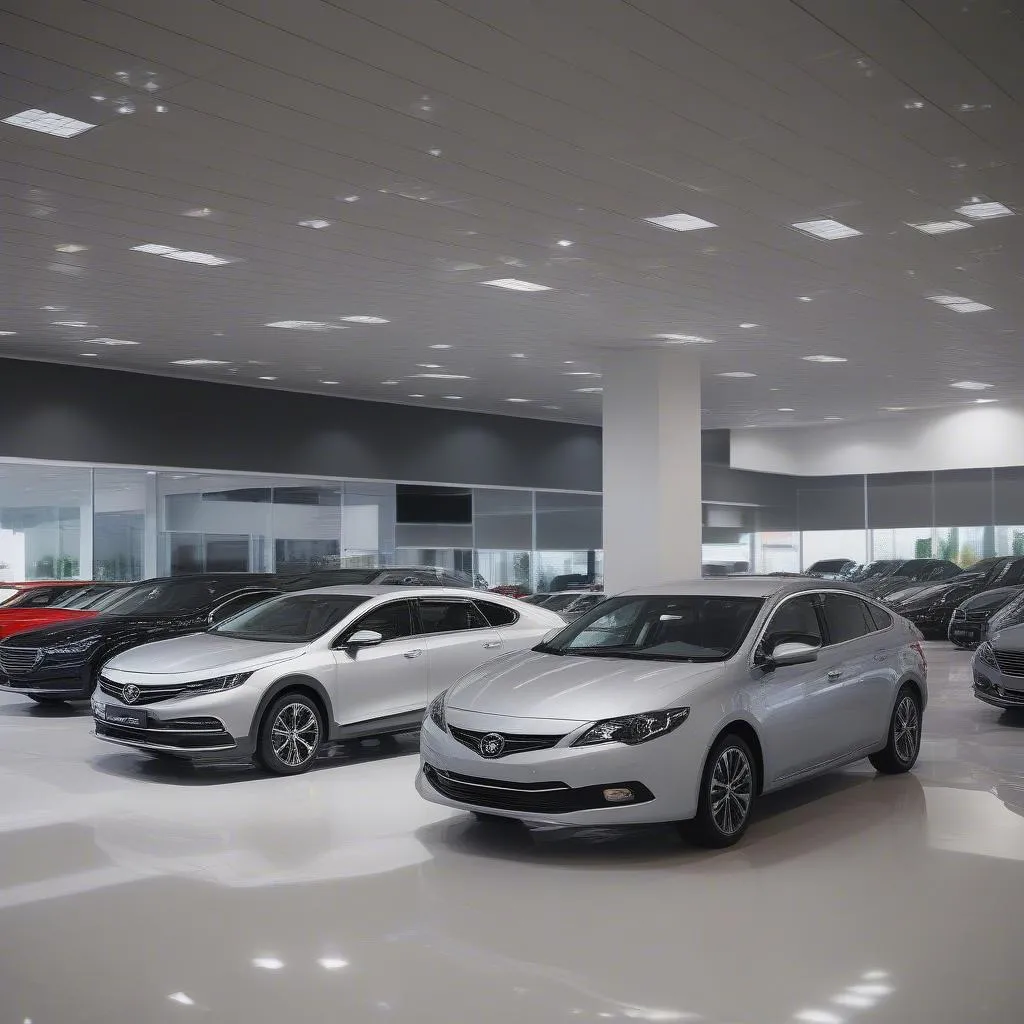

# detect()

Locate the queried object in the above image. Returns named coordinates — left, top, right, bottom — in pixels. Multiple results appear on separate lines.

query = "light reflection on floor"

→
left=0, top=643, right=1022, bottom=1022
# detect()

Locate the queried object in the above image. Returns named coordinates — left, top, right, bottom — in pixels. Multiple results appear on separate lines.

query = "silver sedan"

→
left=418, top=578, right=927, bottom=847
left=92, top=586, right=564, bottom=774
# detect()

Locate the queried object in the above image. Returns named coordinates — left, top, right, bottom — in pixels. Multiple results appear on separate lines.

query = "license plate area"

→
left=97, top=703, right=148, bottom=728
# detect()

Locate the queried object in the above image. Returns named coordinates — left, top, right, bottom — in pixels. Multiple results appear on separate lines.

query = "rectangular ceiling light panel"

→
left=265, top=321, right=348, bottom=331
left=481, top=279, right=552, bottom=291
left=645, top=213, right=717, bottom=232
left=909, top=220, right=972, bottom=235
left=956, top=201, right=1013, bottom=220
left=928, top=294, right=993, bottom=313
left=2, top=109, right=96, bottom=137
left=131, top=244, right=234, bottom=265
left=792, top=218, right=862, bottom=240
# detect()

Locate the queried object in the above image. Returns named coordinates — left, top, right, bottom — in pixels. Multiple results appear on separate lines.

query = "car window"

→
left=377, top=571, right=427, bottom=586
left=347, top=600, right=414, bottom=641
left=20, top=588, right=58, bottom=608
left=473, top=599, right=519, bottom=627
left=822, top=593, right=873, bottom=644
left=210, top=590, right=279, bottom=624
left=866, top=603, right=893, bottom=630
left=417, top=599, right=489, bottom=634
left=211, top=594, right=369, bottom=641
left=763, top=595, right=822, bottom=651
left=99, top=580, right=222, bottom=614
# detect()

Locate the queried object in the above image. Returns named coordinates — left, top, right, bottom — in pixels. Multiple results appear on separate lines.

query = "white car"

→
left=91, top=586, right=564, bottom=774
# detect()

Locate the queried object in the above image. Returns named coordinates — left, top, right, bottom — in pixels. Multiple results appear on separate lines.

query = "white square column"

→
left=602, top=348, right=702, bottom=594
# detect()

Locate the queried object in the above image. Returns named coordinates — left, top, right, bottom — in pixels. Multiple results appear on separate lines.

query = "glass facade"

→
left=0, top=459, right=601, bottom=594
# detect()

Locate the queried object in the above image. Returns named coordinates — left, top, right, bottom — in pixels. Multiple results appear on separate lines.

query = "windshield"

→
left=211, top=593, right=369, bottom=642
left=95, top=580, right=228, bottom=616
left=0, top=587, right=20, bottom=607
left=536, top=595, right=765, bottom=662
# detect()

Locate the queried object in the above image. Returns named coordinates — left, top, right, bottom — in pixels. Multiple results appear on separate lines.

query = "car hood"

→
left=0, top=608, right=97, bottom=639
left=104, top=632, right=307, bottom=675
left=446, top=649, right=721, bottom=721
left=0, top=613, right=201, bottom=647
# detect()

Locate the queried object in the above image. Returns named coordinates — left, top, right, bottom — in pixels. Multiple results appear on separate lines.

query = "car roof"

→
left=0, top=580, right=99, bottom=588
left=280, top=585, right=511, bottom=600
left=620, top=577, right=867, bottom=599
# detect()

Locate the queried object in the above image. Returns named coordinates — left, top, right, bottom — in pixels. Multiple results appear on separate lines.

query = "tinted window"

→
left=18, top=588, right=59, bottom=608
left=473, top=600, right=519, bottom=627
left=377, top=570, right=429, bottom=586
left=348, top=600, right=414, bottom=641
left=996, top=560, right=1024, bottom=586
left=823, top=593, right=873, bottom=644
left=764, top=595, right=822, bottom=650
left=211, top=590, right=279, bottom=623
left=211, top=594, right=369, bottom=641
left=100, top=580, right=224, bottom=615
left=418, top=600, right=489, bottom=633
left=866, top=603, right=893, bottom=630
left=540, top=595, right=764, bottom=662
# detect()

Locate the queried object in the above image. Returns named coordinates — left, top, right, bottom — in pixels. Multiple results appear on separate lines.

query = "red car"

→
left=0, top=583, right=124, bottom=640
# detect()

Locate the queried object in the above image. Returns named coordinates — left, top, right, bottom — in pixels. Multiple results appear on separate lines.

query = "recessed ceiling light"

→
left=645, top=212, right=717, bottom=232
left=40, top=305, right=65, bottom=311
left=2, top=109, right=96, bottom=137
left=792, top=218, right=862, bottom=240
left=339, top=315, right=389, bottom=324
left=417, top=363, right=442, bottom=369
left=777, top=407, right=795, bottom=412
left=84, top=337, right=138, bottom=346
left=506, top=397, right=532, bottom=403
left=950, top=380, right=993, bottom=390
left=320, top=380, right=340, bottom=385
left=52, top=321, right=91, bottom=327
left=265, top=321, right=348, bottom=331
left=956, top=200, right=1013, bottom=220
left=428, top=147, right=442, bottom=157
left=510, top=353, right=527, bottom=358
left=824, top=416, right=844, bottom=421
left=258, top=375, right=277, bottom=381
left=317, top=958, right=349, bottom=971
left=443, top=395, right=462, bottom=400
left=182, top=207, right=213, bottom=218
left=55, top=243, right=88, bottom=253
left=252, top=958, right=284, bottom=970
left=408, top=393, right=425, bottom=398
left=0, top=331, right=17, bottom=336
left=481, top=278, right=552, bottom=292
left=975, top=398, right=997, bottom=404
left=574, top=387, right=603, bottom=394
left=171, top=358, right=230, bottom=366
left=556, top=239, right=574, bottom=247
left=903, top=99, right=925, bottom=110
left=131, top=244, right=234, bottom=265
left=381, top=380, right=400, bottom=385
left=909, top=220, right=972, bottom=235
left=739, top=322, right=760, bottom=329
left=883, top=406, right=910, bottom=412
left=928, top=294, right=993, bottom=313
left=655, top=333, right=717, bottom=344
left=298, top=218, right=332, bottom=229
left=798, top=296, right=813, bottom=302
left=78, top=352, right=99, bottom=358
left=414, top=373, right=471, bottom=380
left=562, top=371, right=601, bottom=376
left=717, top=371, right=757, bottom=378
left=430, top=344, right=452, bottom=350
left=802, top=355, right=848, bottom=363
left=154, top=103, right=170, bottom=113
left=340, top=195, right=360, bottom=203
left=168, top=992, right=195, bottom=1006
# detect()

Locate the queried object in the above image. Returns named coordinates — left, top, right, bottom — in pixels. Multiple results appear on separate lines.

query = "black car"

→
left=856, top=559, right=962, bottom=596
left=0, top=574, right=280, bottom=704
left=985, top=588, right=1024, bottom=637
left=804, top=558, right=857, bottom=578
left=896, top=557, right=1024, bottom=639
left=276, top=566, right=481, bottom=590
left=948, top=586, right=1024, bottom=649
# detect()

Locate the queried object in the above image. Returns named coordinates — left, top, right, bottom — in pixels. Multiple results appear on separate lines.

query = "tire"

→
left=256, top=692, right=324, bottom=776
left=681, top=733, right=757, bottom=849
left=869, top=684, right=922, bottom=774
left=28, top=695, right=67, bottom=706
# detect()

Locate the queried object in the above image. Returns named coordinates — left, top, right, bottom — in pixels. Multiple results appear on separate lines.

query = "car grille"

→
left=95, top=716, right=234, bottom=750
left=99, top=677, right=193, bottom=705
left=975, top=676, right=1024, bottom=704
left=993, top=650, right=1024, bottom=677
left=0, top=647, right=41, bottom=675
left=422, top=765, right=653, bottom=813
left=448, top=726, right=565, bottom=758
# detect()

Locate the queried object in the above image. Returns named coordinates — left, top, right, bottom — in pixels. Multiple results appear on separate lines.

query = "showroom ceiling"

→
left=0, top=0, right=1022, bottom=428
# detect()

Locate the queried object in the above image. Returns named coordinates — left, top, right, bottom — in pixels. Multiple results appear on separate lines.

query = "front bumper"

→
left=417, top=712, right=705, bottom=825
left=0, top=663, right=92, bottom=699
left=91, top=682, right=260, bottom=762
left=972, top=667, right=1024, bottom=710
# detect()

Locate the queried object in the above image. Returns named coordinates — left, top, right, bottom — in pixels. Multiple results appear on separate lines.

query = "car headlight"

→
left=977, top=642, right=998, bottom=668
left=572, top=708, right=690, bottom=747
left=427, top=689, right=448, bottom=732
left=180, top=672, right=252, bottom=697
left=46, top=636, right=101, bottom=658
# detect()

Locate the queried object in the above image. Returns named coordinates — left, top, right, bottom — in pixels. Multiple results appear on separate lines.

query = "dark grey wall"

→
left=0, top=359, right=602, bottom=491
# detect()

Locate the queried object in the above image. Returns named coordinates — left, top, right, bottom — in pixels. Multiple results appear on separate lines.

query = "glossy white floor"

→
left=1, top=644, right=1022, bottom=1024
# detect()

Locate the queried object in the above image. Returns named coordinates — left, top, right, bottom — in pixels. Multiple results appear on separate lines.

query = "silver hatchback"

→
left=92, top=586, right=564, bottom=773
left=418, top=579, right=928, bottom=847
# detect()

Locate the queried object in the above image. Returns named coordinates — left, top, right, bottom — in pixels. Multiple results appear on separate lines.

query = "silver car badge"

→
left=121, top=683, right=141, bottom=704
left=479, top=732, right=506, bottom=758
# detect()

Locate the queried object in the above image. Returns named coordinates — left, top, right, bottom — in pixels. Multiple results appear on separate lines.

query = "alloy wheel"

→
left=709, top=745, right=753, bottom=835
left=893, top=695, right=920, bottom=765
left=271, top=702, right=320, bottom=767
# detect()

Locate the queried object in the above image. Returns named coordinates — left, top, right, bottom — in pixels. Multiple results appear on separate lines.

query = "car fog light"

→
left=603, top=787, right=634, bottom=803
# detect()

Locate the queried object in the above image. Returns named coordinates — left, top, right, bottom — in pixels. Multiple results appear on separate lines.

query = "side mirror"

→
left=345, top=629, right=384, bottom=648
left=767, top=641, right=820, bottom=669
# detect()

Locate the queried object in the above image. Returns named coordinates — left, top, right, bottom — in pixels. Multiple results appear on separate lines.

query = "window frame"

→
left=755, top=592, right=826, bottom=659
left=413, top=597, right=491, bottom=636
left=334, top=598, right=416, bottom=647
left=819, top=592, right=876, bottom=647
left=471, top=598, right=520, bottom=628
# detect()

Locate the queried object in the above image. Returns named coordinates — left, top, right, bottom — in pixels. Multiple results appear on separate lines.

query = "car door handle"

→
left=827, top=669, right=843, bottom=680
left=404, top=649, right=424, bottom=659
left=483, top=641, right=503, bottom=649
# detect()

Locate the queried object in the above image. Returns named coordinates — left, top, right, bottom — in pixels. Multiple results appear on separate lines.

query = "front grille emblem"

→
left=479, top=732, right=506, bottom=758
left=121, top=683, right=141, bottom=704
